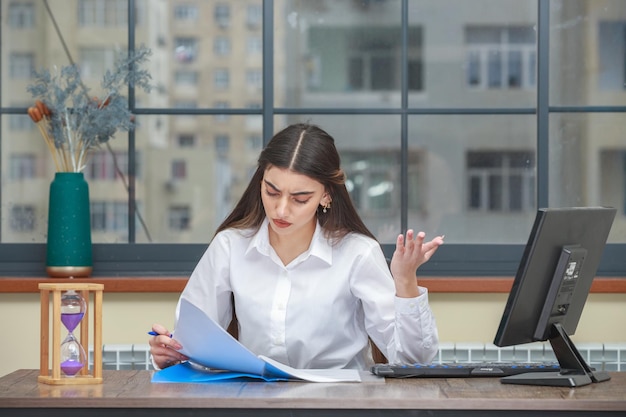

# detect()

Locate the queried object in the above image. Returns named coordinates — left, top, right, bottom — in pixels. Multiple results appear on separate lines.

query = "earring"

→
left=323, top=202, right=331, bottom=213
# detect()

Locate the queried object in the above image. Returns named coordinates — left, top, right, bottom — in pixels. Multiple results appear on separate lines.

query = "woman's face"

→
left=261, top=166, right=330, bottom=239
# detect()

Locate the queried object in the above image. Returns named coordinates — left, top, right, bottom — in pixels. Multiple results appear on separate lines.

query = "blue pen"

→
left=148, top=331, right=173, bottom=338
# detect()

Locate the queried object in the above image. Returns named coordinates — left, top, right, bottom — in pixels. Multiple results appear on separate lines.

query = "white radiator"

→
left=91, top=342, right=625, bottom=371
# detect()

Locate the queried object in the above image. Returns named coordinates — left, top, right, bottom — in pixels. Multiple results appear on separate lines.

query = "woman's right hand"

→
left=148, top=323, right=188, bottom=369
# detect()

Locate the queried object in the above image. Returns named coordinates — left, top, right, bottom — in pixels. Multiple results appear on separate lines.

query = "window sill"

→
left=0, top=276, right=625, bottom=293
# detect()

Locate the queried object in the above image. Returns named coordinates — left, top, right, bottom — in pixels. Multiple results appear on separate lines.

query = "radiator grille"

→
left=90, top=342, right=625, bottom=371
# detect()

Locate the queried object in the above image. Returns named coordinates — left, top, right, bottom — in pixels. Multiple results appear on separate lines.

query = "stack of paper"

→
left=151, top=298, right=361, bottom=383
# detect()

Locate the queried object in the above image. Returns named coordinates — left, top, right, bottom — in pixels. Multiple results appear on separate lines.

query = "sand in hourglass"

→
left=60, top=312, right=85, bottom=376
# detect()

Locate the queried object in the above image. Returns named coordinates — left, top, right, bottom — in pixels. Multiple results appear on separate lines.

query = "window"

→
left=10, top=205, right=35, bottom=232
left=177, top=134, right=196, bottom=148
left=309, top=26, right=422, bottom=92
left=246, top=69, right=262, bottom=90
left=171, top=160, right=187, bottom=180
left=215, top=4, right=230, bottom=28
left=174, top=4, right=198, bottom=21
left=1, top=2, right=625, bottom=277
left=85, top=151, right=129, bottom=181
left=9, top=153, right=37, bottom=179
left=78, top=0, right=128, bottom=27
left=91, top=201, right=128, bottom=233
left=215, top=134, right=229, bottom=157
left=174, top=38, right=198, bottom=63
left=9, top=113, right=33, bottom=131
left=169, top=206, right=191, bottom=230
left=214, top=37, right=231, bottom=56
left=247, top=36, right=262, bottom=55
left=467, top=151, right=535, bottom=212
left=465, top=26, right=536, bottom=90
left=598, top=21, right=626, bottom=90
left=174, top=70, right=199, bottom=86
left=214, top=101, right=230, bottom=122
left=246, top=4, right=262, bottom=29
left=8, top=2, right=35, bottom=28
left=214, top=69, right=230, bottom=90
left=9, top=53, right=34, bottom=78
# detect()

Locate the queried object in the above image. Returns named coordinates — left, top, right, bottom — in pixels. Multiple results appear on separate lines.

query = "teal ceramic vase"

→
left=46, top=172, right=93, bottom=278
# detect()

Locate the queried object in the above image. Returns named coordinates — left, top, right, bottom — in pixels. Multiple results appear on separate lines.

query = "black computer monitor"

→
left=493, top=206, right=616, bottom=387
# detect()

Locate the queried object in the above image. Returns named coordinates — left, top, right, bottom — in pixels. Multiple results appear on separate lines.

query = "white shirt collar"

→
left=246, top=217, right=332, bottom=266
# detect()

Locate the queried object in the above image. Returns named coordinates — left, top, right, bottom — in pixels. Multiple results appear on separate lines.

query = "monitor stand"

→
left=500, top=323, right=611, bottom=387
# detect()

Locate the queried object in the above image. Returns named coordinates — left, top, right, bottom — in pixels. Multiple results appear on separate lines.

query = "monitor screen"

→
left=493, top=206, right=616, bottom=387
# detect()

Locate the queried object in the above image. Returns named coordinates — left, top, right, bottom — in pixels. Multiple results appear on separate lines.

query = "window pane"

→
left=551, top=0, right=626, bottom=106
left=409, top=115, right=536, bottom=244
left=134, top=115, right=261, bottom=243
left=277, top=0, right=409, bottom=108
left=550, top=113, right=626, bottom=243
left=410, top=0, right=536, bottom=107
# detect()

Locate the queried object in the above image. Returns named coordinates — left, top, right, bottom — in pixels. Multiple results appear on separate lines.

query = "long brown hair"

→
left=215, top=123, right=375, bottom=241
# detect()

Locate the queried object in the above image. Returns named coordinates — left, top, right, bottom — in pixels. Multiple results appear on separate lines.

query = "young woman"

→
left=149, top=123, right=444, bottom=370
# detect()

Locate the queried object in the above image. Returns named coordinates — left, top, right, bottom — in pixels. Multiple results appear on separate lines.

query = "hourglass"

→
left=39, top=282, right=103, bottom=385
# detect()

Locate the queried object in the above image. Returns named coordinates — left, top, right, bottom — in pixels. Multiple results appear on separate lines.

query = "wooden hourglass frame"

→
left=38, top=282, right=103, bottom=385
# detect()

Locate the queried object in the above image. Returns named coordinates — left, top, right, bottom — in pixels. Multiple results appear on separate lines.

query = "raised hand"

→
left=390, top=230, right=444, bottom=297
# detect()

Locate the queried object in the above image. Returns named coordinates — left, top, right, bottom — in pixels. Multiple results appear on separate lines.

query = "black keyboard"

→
left=370, top=362, right=561, bottom=378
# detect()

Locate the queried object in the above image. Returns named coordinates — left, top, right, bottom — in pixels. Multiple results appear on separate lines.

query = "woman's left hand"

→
left=390, top=230, right=444, bottom=297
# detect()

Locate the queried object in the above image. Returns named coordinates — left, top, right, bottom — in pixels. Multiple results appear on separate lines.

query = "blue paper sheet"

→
left=151, top=361, right=290, bottom=383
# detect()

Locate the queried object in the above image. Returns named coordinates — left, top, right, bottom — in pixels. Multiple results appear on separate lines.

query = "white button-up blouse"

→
left=176, top=218, right=439, bottom=370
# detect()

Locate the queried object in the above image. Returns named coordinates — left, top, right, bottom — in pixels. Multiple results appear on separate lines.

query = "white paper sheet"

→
left=173, top=298, right=361, bottom=382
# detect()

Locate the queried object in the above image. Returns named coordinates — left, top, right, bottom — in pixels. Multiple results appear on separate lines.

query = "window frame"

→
left=0, top=0, right=625, bottom=278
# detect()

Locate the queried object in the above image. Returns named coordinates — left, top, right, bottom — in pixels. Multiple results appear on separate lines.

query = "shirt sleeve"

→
left=351, top=244, right=439, bottom=365
left=176, top=231, right=234, bottom=331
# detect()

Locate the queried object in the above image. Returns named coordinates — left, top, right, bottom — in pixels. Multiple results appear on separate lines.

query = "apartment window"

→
left=247, top=36, right=262, bottom=55
left=174, top=4, right=198, bottom=21
left=598, top=21, right=626, bottom=90
left=214, top=69, right=230, bottom=90
left=85, top=151, right=129, bottom=181
left=169, top=206, right=191, bottom=230
left=174, top=38, right=198, bottom=63
left=215, top=134, right=230, bottom=157
left=214, top=37, right=231, bottom=56
left=8, top=2, right=35, bottom=28
left=215, top=4, right=230, bottom=28
left=10, top=205, right=35, bottom=232
left=174, top=70, right=199, bottom=85
left=309, top=26, right=422, bottom=92
left=78, top=0, right=128, bottom=27
left=246, top=4, right=262, bottom=29
left=9, top=113, right=33, bottom=131
left=9, top=153, right=36, bottom=179
left=9, top=53, right=34, bottom=78
left=246, top=69, right=262, bottom=90
left=214, top=101, right=230, bottom=122
left=177, top=134, right=196, bottom=147
left=467, top=151, right=535, bottom=212
left=246, top=134, right=262, bottom=151
left=171, top=160, right=187, bottom=180
left=91, top=201, right=128, bottom=232
left=466, top=26, right=536, bottom=89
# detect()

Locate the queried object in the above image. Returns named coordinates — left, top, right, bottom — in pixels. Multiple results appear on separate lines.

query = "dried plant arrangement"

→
left=27, top=46, right=153, bottom=173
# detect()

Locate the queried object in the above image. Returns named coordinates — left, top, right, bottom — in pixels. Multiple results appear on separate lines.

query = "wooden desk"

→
left=1, top=369, right=625, bottom=416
